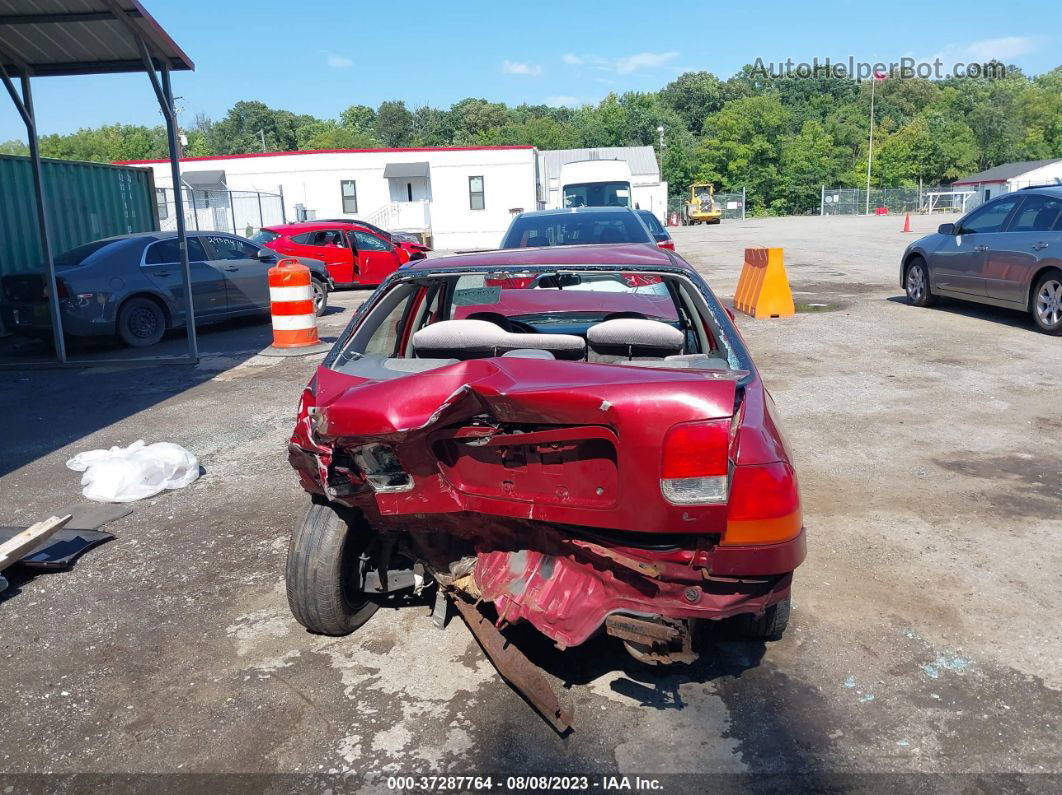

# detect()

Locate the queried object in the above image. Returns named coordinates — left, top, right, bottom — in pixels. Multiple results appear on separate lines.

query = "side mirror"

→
left=938, top=223, right=956, bottom=235
left=256, top=248, right=275, bottom=261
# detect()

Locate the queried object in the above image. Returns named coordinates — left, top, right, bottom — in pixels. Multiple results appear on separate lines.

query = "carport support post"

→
left=158, top=64, right=198, bottom=361
left=0, top=65, right=67, bottom=363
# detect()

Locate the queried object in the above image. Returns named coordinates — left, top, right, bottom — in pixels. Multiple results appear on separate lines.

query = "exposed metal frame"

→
left=0, top=2, right=197, bottom=368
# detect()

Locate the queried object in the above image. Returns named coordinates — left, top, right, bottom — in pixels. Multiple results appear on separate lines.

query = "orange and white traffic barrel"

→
left=268, top=258, right=320, bottom=348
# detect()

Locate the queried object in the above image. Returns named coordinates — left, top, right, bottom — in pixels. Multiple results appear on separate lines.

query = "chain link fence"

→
left=819, top=186, right=974, bottom=216
left=154, top=188, right=285, bottom=238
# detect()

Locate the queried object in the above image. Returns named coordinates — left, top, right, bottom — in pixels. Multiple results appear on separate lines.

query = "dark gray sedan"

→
left=0, top=231, right=334, bottom=347
left=901, top=186, right=1062, bottom=334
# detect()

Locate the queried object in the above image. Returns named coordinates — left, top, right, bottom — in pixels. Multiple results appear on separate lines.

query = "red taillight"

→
left=660, top=419, right=730, bottom=505
left=657, top=240, right=675, bottom=251
left=55, top=278, right=71, bottom=300
left=723, top=462, right=802, bottom=545
left=661, top=420, right=729, bottom=478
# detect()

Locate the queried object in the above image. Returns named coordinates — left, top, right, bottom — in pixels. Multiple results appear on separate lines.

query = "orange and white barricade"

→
left=268, top=259, right=320, bottom=348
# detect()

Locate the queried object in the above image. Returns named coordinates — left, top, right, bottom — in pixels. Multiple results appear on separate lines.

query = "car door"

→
left=202, top=234, right=271, bottom=312
left=933, top=196, right=1021, bottom=297
left=983, top=195, right=1062, bottom=304
left=350, top=229, right=400, bottom=285
left=141, top=236, right=227, bottom=319
left=297, top=229, right=356, bottom=284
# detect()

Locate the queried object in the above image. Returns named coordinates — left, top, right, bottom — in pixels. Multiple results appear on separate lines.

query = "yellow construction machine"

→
left=683, top=183, right=722, bottom=225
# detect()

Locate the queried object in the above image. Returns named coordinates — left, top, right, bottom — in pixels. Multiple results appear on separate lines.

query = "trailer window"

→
left=469, top=176, right=485, bottom=211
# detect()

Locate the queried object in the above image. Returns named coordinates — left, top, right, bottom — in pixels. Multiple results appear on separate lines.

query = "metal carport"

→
left=0, top=0, right=196, bottom=365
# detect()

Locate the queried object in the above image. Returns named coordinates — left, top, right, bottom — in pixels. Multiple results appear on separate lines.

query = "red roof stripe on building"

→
left=114, top=145, right=536, bottom=165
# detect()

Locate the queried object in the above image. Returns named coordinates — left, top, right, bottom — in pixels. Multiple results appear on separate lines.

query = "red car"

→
left=253, top=221, right=426, bottom=287
left=284, top=244, right=805, bottom=730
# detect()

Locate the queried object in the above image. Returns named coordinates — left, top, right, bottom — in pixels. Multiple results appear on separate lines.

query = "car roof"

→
left=264, top=221, right=374, bottom=233
left=405, top=243, right=688, bottom=272
left=1016, top=185, right=1062, bottom=197
left=511, top=206, right=640, bottom=219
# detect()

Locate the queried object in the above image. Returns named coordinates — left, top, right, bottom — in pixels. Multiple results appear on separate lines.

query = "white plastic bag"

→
left=66, top=440, right=200, bottom=503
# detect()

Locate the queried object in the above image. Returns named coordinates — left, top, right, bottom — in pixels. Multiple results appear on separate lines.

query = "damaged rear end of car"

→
left=284, top=249, right=806, bottom=730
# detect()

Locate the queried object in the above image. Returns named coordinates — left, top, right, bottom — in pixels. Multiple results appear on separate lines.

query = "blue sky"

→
left=2, top=0, right=1058, bottom=140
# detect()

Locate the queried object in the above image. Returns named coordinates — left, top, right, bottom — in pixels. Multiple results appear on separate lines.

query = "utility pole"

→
left=865, top=70, right=883, bottom=215
left=257, top=128, right=267, bottom=152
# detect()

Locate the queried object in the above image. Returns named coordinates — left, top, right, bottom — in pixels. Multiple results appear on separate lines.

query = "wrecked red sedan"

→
left=285, top=244, right=805, bottom=728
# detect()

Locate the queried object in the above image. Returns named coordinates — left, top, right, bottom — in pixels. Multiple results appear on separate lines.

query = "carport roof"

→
left=0, top=0, right=193, bottom=77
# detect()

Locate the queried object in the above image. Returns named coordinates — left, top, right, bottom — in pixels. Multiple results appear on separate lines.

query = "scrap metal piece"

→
left=0, top=528, right=114, bottom=569
left=450, top=594, right=574, bottom=734
left=432, top=587, right=450, bottom=629
left=0, top=515, right=71, bottom=572
left=605, top=614, right=698, bottom=665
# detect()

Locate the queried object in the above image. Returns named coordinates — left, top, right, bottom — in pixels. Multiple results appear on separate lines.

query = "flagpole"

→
left=865, top=74, right=876, bottom=215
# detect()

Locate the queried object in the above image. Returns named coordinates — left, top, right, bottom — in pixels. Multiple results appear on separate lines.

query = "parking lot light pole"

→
left=0, top=59, right=68, bottom=363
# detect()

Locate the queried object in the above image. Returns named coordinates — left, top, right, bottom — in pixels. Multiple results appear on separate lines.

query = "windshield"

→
left=500, top=211, right=653, bottom=248
left=53, top=239, right=119, bottom=269
left=250, top=229, right=279, bottom=244
left=563, top=181, right=631, bottom=208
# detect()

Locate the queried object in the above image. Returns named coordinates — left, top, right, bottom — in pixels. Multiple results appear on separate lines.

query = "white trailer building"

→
left=123, top=145, right=538, bottom=250
left=951, top=158, right=1062, bottom=208
left=121, top=144, right=667, bottom=249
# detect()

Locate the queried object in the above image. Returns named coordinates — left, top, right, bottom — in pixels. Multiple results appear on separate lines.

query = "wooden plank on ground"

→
left=0, top=515, right=72, bottom=572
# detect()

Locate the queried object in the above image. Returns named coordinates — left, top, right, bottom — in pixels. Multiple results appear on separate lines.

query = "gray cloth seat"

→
left=586, top=318, right=685, bottom=359
left=501, top=349, right=556, bottom=360
left=617, top=354, right=730, bottom=370
left=412, top=319, right=585, bottom=360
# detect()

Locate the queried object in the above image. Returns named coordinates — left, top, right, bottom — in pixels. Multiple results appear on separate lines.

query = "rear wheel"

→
left=285, top=499, right=378, bottom=635
left=1031, top=270, right=1062, bottom=335
left=116, top=296, right=166, bottom=347
left=735, top=597, right=791, bottom=640
left=905, top=257, right=936, bottom=307
left=310, top=278, right=328, bottom=317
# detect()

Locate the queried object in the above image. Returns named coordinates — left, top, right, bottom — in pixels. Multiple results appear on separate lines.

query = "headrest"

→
left=412, top=319, right=584, bottom=360
left=586, top=318, right=684, bottom=358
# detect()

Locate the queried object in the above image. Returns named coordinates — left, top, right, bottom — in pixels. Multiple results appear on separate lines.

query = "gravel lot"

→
left=1, top=213, right=1059, bottom=788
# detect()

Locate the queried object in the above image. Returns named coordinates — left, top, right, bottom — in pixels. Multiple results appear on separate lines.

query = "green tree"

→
left=374, top=100, right=414, bottom=147
left=697, top=94, right=790, bottom=213
left=660, top=71, right=724, bottom=134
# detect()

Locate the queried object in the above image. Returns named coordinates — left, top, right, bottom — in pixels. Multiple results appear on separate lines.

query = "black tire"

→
left=735, top=597, right=791, bottom=640
left=285, top=499, right=378, bottom=636
left=116, top=296, right=166, bottom=347
left=1031, top=269, right=1062, bottom=335
left=310, top=278, right=328, bottom=317
left=904, top=256, right=937, bottom=307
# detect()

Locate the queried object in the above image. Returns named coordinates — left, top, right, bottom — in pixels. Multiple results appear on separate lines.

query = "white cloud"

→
left=561, top=51, right=678, bottom=74
left=921, top=36, right=1043, bottom=68
left=326, top=53, right=353, bottom=69
left=546, top=95, right=581, bottom=107
left=963, top=36, right=1041, bottom=61
left=614, top=51, right=679, bottom=74
left=502, top=60, right=543, bottom=76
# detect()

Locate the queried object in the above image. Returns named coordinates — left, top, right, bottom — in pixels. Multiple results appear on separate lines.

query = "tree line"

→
left=1, top=63, right=1058, bottom=215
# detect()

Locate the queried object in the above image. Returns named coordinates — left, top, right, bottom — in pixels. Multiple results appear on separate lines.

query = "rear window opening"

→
left=331, top=268, right=741, bottom=378
left=250, top=229, right=279, bottom=244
